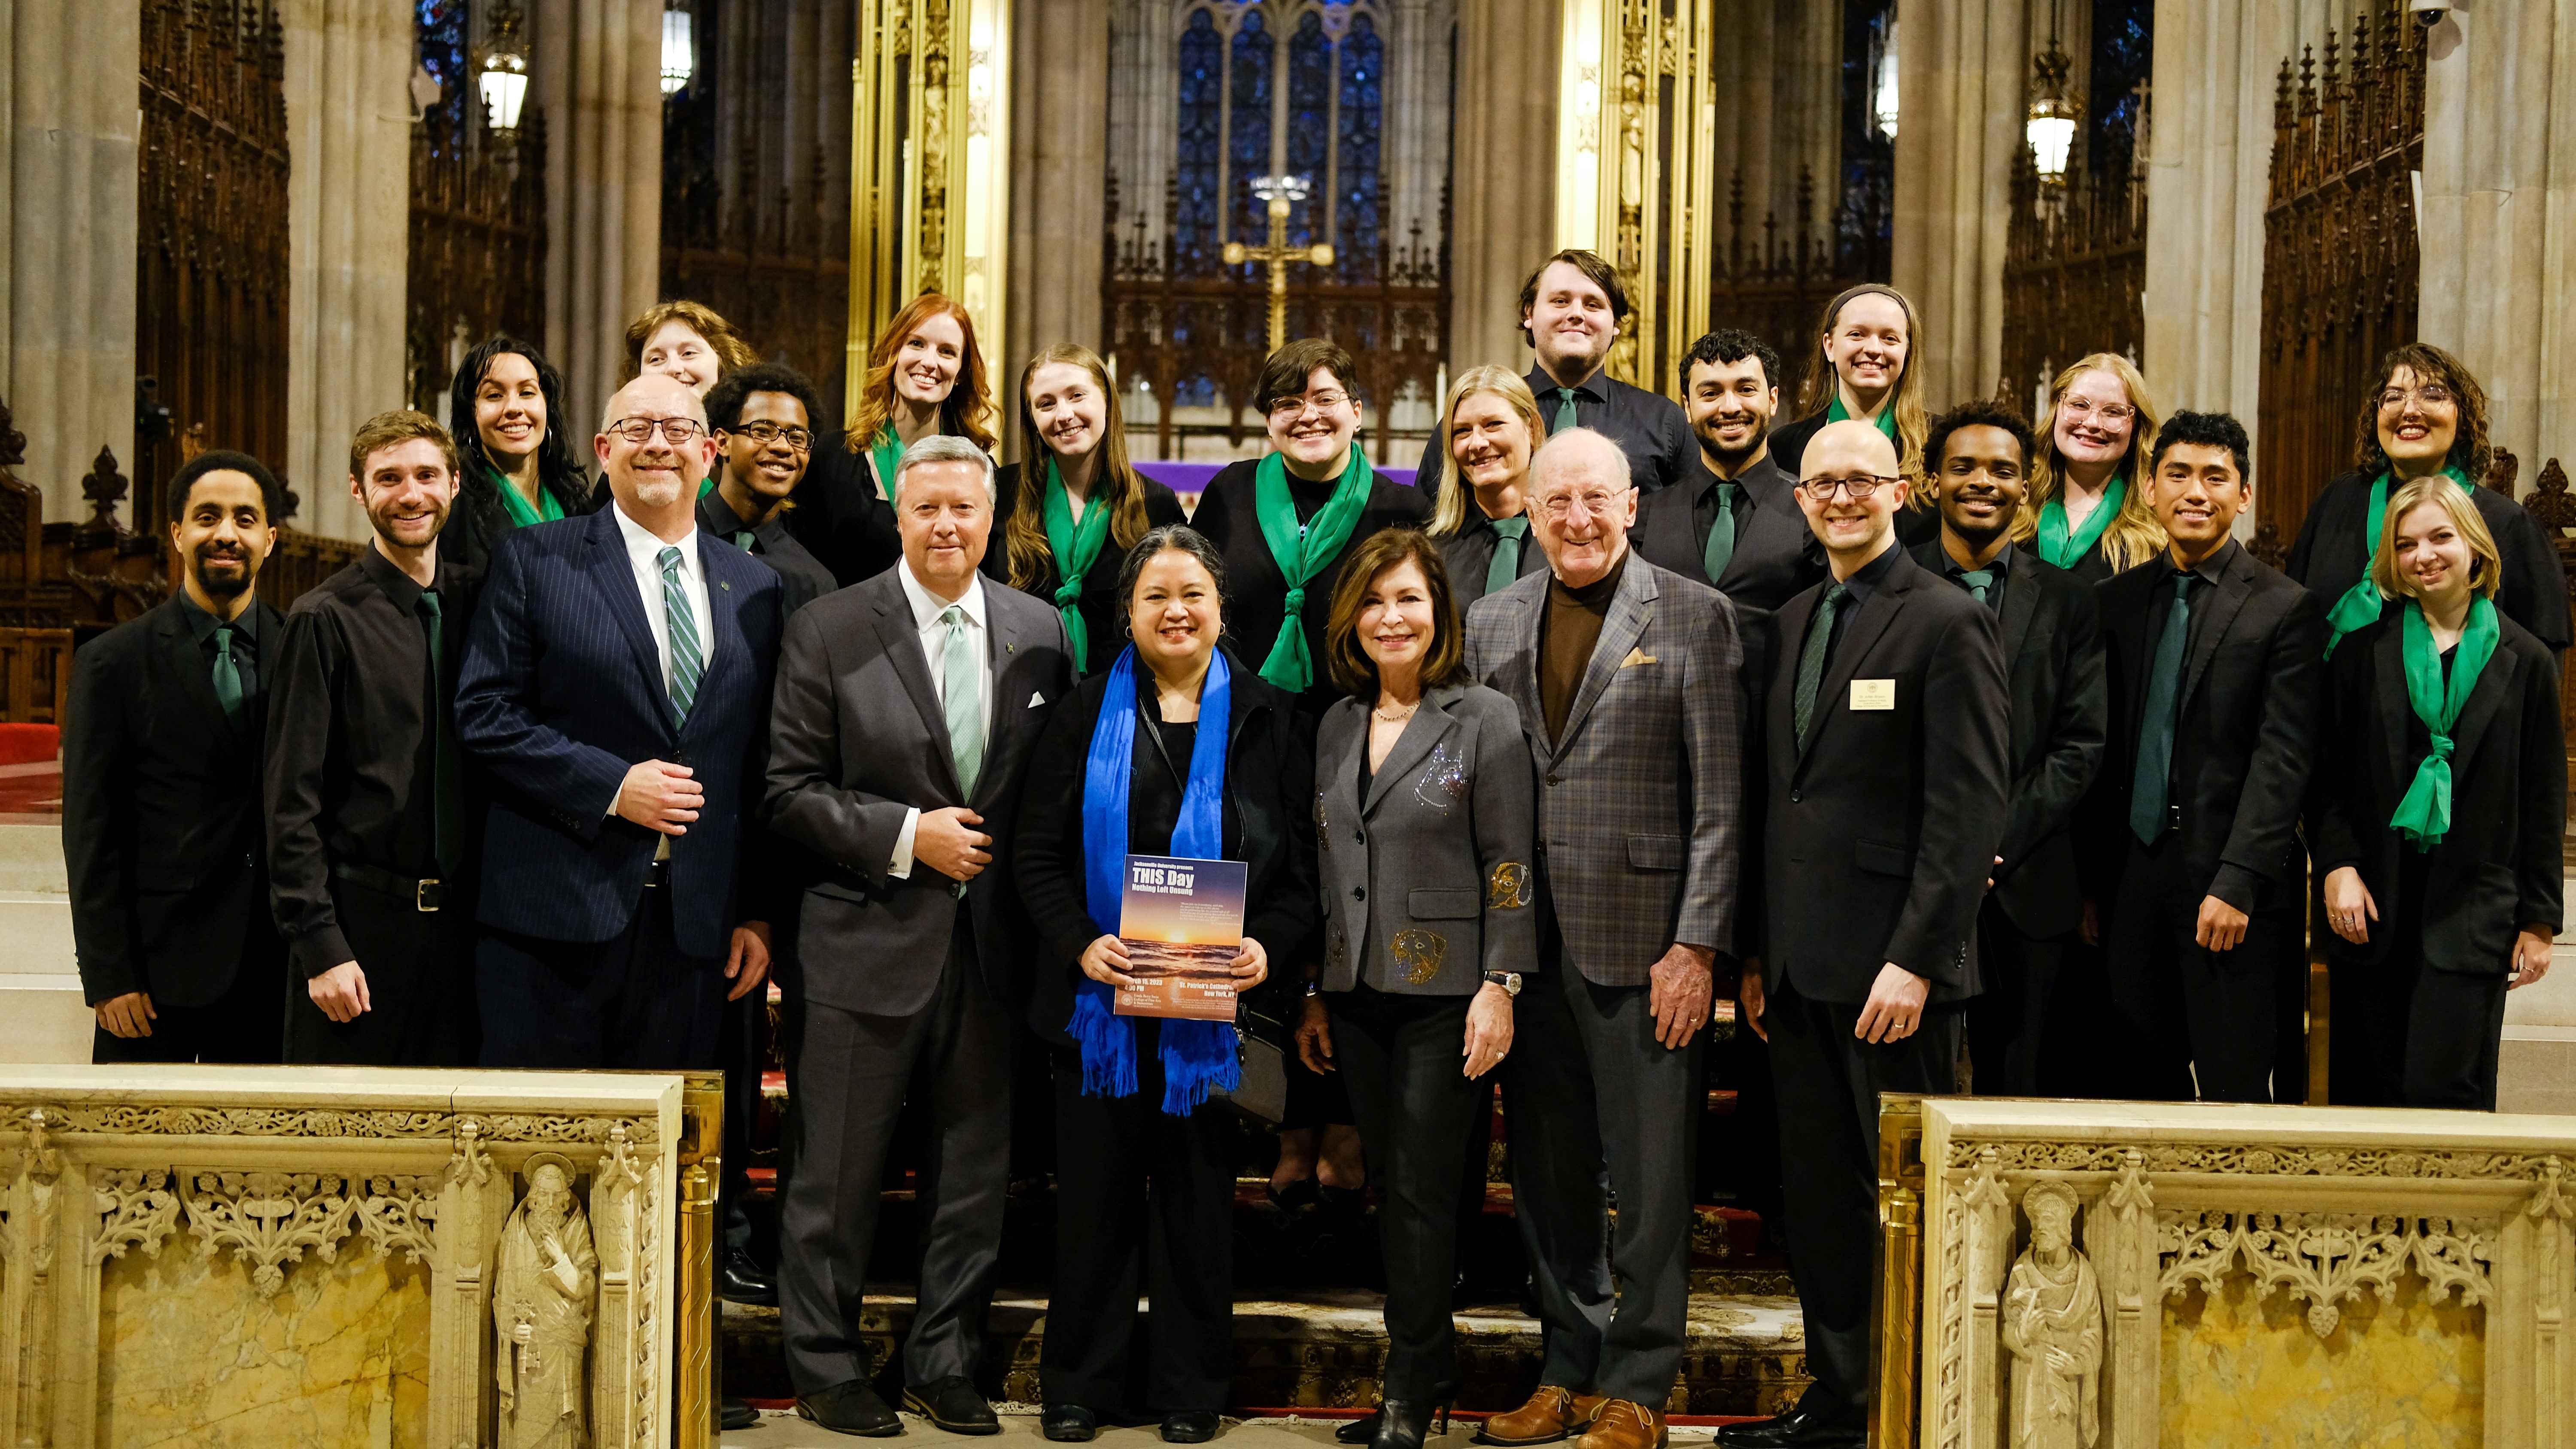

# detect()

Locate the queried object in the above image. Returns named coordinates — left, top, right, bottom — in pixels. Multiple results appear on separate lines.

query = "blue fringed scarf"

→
left=1066, top=645, right=1241, bottom=1113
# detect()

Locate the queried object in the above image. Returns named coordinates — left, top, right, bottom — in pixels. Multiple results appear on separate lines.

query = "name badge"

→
left=1849, top=679, right=1896, bottom=711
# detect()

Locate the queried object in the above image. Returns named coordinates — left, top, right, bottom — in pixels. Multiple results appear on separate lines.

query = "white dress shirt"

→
left=888, top=560, right=996, bottom=879
left=609, top=503, right=712, bottom=863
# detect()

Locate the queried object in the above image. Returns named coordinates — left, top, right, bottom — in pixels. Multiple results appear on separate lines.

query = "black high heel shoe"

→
left=1367, top=1398, right=1455, bottom=1449
left=1337, top=1413, right=1382, bottom=1444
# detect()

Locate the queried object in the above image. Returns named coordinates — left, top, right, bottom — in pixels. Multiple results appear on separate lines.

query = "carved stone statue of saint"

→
left=2000, top=1181, right=2104, bottom=1449
left=493, top=1157, right=599, bottom=1449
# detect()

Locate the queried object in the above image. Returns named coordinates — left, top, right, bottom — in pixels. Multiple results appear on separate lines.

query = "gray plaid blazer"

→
left=1463, top=552, right=1745, bottom=986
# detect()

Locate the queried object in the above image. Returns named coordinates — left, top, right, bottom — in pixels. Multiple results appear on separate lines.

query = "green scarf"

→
left=2390, top=594, right=2501, bottom=850
left=2036, top=473, right=2125, bottom=570
left=1252, top=444, right=1374, bottom=691
left=869, top=425, right=907, bottom=503
left=1042, top=459, right=1116, bottom=674
left=2326, top=465, right=2474, bottom=657
left=1825, top=393, right=1900, bottom=442
left=490, top=466, right=564, bottom=529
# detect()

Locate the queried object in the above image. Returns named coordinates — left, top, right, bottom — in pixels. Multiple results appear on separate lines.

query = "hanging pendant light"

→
left=2025, top=6, right=2082, bottom=185
left=661, top=0, right=696, bottom=97
left=476, top=0, right=530, bottom=138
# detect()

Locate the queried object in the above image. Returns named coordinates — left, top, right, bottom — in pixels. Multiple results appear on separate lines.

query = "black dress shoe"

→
left=1043, top=1405, right=1100, bottom=1442
left=797, top=1380, right=903, bottom=1437
left=722, top=1397, right=762, bottom=1431
left=905, top=1376, right=1001, bottom=1435
left=1162, top=1410, right=1223, bottom=1443
left=1337, top=1413, right=1381, bottom=1444
left=1713, top=1398, right=1861, bottom=1449
left=720, top=1249, right=779, bottom=1306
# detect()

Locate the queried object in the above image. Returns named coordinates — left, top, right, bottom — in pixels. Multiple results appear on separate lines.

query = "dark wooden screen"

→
left=1999, top=151, right=2148, bottom=412
left=1704, top=165, right=1893, bottom=407
left=2255, top=2, right=2425, bottom=546
left=662, top=140, right=853, bottom=419
left=406, top=106, right=551, bottom=416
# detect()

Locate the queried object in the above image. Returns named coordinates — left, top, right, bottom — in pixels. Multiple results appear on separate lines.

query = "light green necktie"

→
left=1703, top=482, right=1739, bottom=581
left=1486, top=517, right=1530, bottom=596
left=939, top=603, right=984, bottom=797
left=659, top=546, right=703, bottom=727
left=1955, top=568, right=1997, bottom=606
left=1552, top=387, right=1578, bottom=433
left=210, top=625, right=245, bottom=719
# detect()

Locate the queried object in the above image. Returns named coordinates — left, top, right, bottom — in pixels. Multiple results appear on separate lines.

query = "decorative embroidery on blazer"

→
left=1413, top=742, right=1469, bottom=809
left=1391, top=928, right=1448, bottom=985
left=1487, top=861, right=1533, bottom=910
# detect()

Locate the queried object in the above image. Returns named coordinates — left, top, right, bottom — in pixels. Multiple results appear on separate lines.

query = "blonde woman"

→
left=1766, top=284, right=1932, bottom=512
left=1427, top=365, right=1546, bottom=607
left=2011, top=353, right=2167, bottom=583
left=2312, top=476, right=2563, bottom=1108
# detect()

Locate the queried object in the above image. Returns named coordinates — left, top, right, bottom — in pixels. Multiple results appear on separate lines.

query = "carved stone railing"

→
left=1880, top=1097, right=2576, bottom=1449
left=0, top=1067, right=721, bottom=1449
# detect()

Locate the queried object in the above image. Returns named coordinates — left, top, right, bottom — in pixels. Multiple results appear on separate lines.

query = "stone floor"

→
left=722, top=1407, right=1741, bottom=1448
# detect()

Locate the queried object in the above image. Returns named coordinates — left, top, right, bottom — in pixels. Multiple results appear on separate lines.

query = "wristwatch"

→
left=1482, top=971, right=1523, bottom=997
left=1302, top=978, right=1324, bottom=998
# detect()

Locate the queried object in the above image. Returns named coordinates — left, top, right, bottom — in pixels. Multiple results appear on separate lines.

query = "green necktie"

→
left=211, top=625, right=245, bottom=719
left=1553, top=387, right=1578, bottom=433
left=939, top=604, right=984, bottom=797
left=1955, top=568, right=1997, bottom=606
left=1702, top=482, right=1739, bottom=582
left=659, top=546, right=703, bottom=727
left=1486, top=517, right=1530, bottom=596
left=732, top=529, right=755, bottom=550
left=1792, top=582, right=1851, bottom=748
left=2129, top=572, right=2195, bottom=843
left=417, top=590, right=464, bottom=875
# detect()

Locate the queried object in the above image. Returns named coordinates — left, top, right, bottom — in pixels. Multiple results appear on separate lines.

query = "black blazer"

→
left=62, top=595, right=288, bottom=1007
left=2084, top=541, right=2324, bottom=914
left=2312, top=603, right=2565, bottom=973
left=787, top=440, right=908, bottom=588
left=1759, top=547, right=2009, bottom=1005
left=1908, top=543, right=2107, bottom=939
left=1011, top=654, right=1320, bottom=1045
left=2286, top=469, right=2574, bottom=652
left=981, top=461, right=1190, bottom=674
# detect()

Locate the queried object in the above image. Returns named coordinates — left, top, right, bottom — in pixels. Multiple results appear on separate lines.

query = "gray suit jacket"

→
left=762, top=566, right=1075, bottom=1016
left=1463, top=552, right=1745, bottom=986
left=1313, top=682, right=1539, bottom=994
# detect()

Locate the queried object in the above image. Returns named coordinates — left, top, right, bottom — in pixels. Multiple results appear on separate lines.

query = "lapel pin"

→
left=720, top=580, right=731, bottom=591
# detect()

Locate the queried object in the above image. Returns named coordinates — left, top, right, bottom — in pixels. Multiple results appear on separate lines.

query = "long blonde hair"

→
left=1796, top=284, right=1931, bottom=494
left=2011, top=353, right=2168, bottom=573
left=2370, top=474, right=2502, bottom=601
left=1429, top=366, right=1545, bottom=537
left=1002, top=344, right=1155, bottom=591
left=844, top=293, right=997, bottom=455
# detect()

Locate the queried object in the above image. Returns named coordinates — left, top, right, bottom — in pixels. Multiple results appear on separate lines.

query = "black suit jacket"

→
left=63, top=595, right=288, bottom=1006
left=1759, top=546, right=2009, bottom=1005
left=2287, top=470, right=2574, bottom=652
left=2084, top=542, right=2324, bottom=915
left=1909, top=543, right=2107, bottom=938
left=2312, top=603, right=2565, bottom=973
left=787, top=440, right=908, bottom=588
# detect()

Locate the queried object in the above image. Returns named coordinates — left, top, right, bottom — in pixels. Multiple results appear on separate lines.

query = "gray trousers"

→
left=1503, top=951, right=1703, bottom=1404
left=778, top=917, right=1011, bottom=1394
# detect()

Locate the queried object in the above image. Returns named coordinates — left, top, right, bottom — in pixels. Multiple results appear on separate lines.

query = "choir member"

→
left=796, top=292, right=998, bottom=588
left=2010, top=353, right=2167, bottom=584
left=1427, top=366, right=1548, bottom=609
left=444, top=336, right=593, bottom=574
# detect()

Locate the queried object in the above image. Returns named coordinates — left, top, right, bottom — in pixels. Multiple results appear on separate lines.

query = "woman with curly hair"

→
left=795, top=292, right=998, bottom=585
left=443, top=335, right=594, bottom=573
left=2009, top=353, right=2167, bottom=583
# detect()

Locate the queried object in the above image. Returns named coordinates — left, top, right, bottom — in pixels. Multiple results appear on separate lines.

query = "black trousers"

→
left=91, top=928, right=285, bottom=1065
left=474, top=876, right=725, bottom=1070
left=1966, top=901, right=2067, bottom=1097
left=1764, top=973, right=1959, bottom=1424
left=778, top=915, right=1010, bottom=1394
left=1041, top=1034, right=1235, bottom=1416
left=1504, top=953, right=1701, bottom=1404
left=283, top=876, right=474, bottom=1066
left=2329, top=859, right=2512, bottom=1109
left=1331, top=985, right=1483, bottom=1401
left=2102, top=833, right=2282, bottom=1103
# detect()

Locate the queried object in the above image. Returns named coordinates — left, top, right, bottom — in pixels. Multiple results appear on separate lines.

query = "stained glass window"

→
left=1173, top=9, right=1224, bottom=271
left=1284, top=12, right=1333, bottom=248
left=1227, top=11, right=1275, bottom=261
left=2089, top=0, right=2154, bottom=172
left=416, top=0, right=469, bottom=152
left=1333, top=12, right=1383, bottom=279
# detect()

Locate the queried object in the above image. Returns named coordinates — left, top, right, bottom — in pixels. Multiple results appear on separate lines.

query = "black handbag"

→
left=1215, top=1000, right=1290, bottom=1125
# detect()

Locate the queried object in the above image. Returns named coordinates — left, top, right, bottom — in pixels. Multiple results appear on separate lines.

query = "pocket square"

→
left=1619, top=647, right=1658, bottom=669
left=1028, top=691, right=1047, bottom=707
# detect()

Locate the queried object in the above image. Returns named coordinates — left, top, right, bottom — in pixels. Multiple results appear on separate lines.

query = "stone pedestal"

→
left=0, top=0, right=140, bottom=524
left=531, top=0, right=666, bottom=436
left=1446, top=0, right=1558, bottom=377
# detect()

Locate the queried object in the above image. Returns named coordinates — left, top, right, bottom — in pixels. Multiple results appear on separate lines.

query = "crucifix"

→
left=1224, top=174, right=1335, bottom=354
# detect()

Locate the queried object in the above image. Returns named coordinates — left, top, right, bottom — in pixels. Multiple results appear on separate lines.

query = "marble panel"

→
left=2162, top=1273, right=2482, bottom=1449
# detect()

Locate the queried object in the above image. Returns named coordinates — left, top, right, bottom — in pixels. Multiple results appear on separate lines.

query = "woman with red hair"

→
left=793, top=293, right=998, bottom=586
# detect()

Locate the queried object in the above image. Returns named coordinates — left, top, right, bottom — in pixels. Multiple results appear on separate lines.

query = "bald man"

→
left=1722, top=421, right=2008, bottom=1449
left=457, top=373, right=786, bottom=1069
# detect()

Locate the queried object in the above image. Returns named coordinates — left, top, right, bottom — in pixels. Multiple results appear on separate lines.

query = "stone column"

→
left=1106, top=0, right=1176, bottom=256
left=1776, top=0, right=1844, bottom=228
left=0, top=0, right=140, bottom=524
left=279, top=0, right=413, bottom=543
left=2418, top=1, right=2576, bottom=479
left=1889, top=0, right=2029, bottom=408
left=1447, top=0, right=1557, bottom=374
left=1006, top=0, right=1113, bottom=405
left=1383, top=0, right=1452, bottom=261
left=532, top=0, right=665, bottom=439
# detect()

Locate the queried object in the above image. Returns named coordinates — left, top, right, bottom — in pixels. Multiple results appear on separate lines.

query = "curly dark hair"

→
left=705, top=362, right=825, bottom=433
left=1924, top=401, right=2037, bottom=474
left=2354, top=342, right=2491, bottom=482
left=1680, top=329, right=1783, bottom=393
left=2148, top=410, right=2253, bottom=482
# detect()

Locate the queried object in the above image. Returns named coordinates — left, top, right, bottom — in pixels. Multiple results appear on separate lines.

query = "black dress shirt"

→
left=698, top=486, right=840, bottom=619
left=1413, top=364, right=1695, bottom=495
left=176, top=590, right=266, bottom=706
left=1929, top=540, right=2012, bottom=613
left=982, top=461, right=1191, bottom=673
left=1436, top=503, right=1547, bottom=609
left=264, top=547, right=479, bottom=978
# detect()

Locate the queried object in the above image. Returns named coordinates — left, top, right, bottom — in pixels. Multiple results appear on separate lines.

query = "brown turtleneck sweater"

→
left=1539, top=549, right=1627, bottom=743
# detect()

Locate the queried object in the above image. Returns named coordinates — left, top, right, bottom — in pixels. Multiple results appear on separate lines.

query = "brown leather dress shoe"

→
left=1476, top=1386, right=1607, bottom=1446
left=1574, top=1400, right=1667, bottom=1449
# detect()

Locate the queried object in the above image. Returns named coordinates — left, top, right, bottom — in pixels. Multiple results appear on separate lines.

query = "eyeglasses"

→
left=1269, top=390, right=1352, bottom=418
left=725, top=420, right=814, bottom=452
left=1798, top=475, right=1898, bottom=501
left=1532, top=489, right=1626, bottom=519
left=2059, top=397, right=2136, bottom=424
left=605, top=416, right=705, bottom=445
left=2377, top=384, right=2456, bottom=411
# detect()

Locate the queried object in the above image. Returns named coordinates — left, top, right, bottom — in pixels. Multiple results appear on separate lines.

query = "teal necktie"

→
left=1793, top=583, right=1851, bottom=749
left=1486, top=517, right=1530, bottom=597
left=1703, top=482, right=1739, bottom=582
left=416, top=590, right=464, bottom=874
left=211, top=625, right=244, bottom=719
left=732, top=529, right=755, bottom=550
left=2129, top=573, right=2195, bottom=843
left=1955, top=568, right=1997, bottom=606
left=659, top=546, right=703, bottom=727
left=1552, top=387, right=1578, bottom=433
left=939, top=603, right=984, bottom=797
